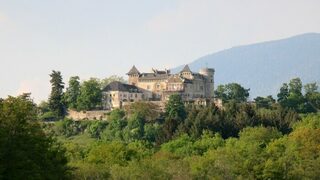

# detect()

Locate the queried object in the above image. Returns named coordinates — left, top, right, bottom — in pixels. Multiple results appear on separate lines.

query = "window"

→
left=147, top=85, right=150, bottom=90
left=135, top=94, right=138, bottom=98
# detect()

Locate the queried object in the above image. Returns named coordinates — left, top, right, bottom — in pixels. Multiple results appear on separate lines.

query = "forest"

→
left=0, top=71, right=320, bottom=179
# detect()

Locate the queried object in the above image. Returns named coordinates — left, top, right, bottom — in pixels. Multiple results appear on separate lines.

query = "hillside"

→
left=174, top=33, right=320, bottom=99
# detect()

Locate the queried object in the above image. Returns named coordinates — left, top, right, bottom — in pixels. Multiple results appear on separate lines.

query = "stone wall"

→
left=67, top=110, right=110, bottom=121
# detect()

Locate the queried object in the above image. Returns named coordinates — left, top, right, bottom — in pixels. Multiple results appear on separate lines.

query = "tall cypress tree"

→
left=48, top=70, right=65, bottom=119
left=64, top=76, right=80, bottom=110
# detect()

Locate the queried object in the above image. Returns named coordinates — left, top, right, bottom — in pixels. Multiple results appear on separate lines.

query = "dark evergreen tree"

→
left=48, top=70, right=65, bottom=119
left=64, top=76, right=80, bottom=110
left=277, top=83, right=289, bottom=105
left=162, top=94, right=187, bottom=141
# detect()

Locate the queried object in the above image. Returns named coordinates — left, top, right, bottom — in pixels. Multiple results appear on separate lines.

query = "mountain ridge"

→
left=173, top=33, right=320, bottom=99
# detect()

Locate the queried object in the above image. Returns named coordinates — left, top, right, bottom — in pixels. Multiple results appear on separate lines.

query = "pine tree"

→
left=48, top=70, right=65, bottom=119
left=64, top=76, right=80, bottom=110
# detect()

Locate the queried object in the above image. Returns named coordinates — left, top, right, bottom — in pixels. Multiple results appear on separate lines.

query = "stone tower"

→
left=127, top=65, right=140, bottom=85
left=199, top=68, right=215, bottom=98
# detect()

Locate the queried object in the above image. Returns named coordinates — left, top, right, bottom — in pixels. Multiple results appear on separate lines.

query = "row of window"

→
left=106, top=93, right=140, bottom=98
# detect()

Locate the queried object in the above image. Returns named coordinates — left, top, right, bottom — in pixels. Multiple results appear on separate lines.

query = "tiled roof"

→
left=139, top=73, right=170, bottom=80
left=102, top=81, right=140, bottom=92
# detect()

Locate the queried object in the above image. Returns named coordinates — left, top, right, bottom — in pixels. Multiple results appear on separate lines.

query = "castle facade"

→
left=102, top=65, right=215, bottom=109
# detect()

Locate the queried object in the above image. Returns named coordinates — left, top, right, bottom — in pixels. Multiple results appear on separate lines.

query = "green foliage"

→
left=54, top=119, right=89, bottom=137
left=254, top=95, right=275, bottom=109
left=277, top=78, right=320, bottom=113
left=256, top=105, right=300, bottom=134
left=188, top=127, right=282, bottom=179
left=165, top=94, right=186, bottom=120
left=161, top=134, right=194, bottom=157
left=215, top=83, right=250, bottom=103
left=292, top=113, right=320, bottom=130
left=40, top=102, right=320, bottom=179
left=100, top=109, right=127, bottom=141
left=123, top=113, right=145, bottom=142
left=64, top=76, right=81, bottom=110
left=304, top=82, right=318, bottom=94
left=77, top=78, right=102, bottom=111
left=38, top=111, right=57, bottom=121
left=12, top=75, right=320, bottom=179
left=161, top=131, right=225, bottom=157
left=0, top=95, right=70, bottom=179
left=87, top=120, right=108, bottom=138
left=277, top=83, right=289, bottom=104
left=304, top=83, right=320, bottom=112
left=48, top=70, right=66, bottom=119
left=289, top=77, right=303, bottom=95
left=162, top=94, right=186, bottom=141
left=108, top=108, right=125, bottom=121
left=144, top=123, right=162, bottom=143
left=124, top=101, right=160, bottom=122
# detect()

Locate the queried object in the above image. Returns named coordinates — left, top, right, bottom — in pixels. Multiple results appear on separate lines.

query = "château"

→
left=102, top=65, right=215, bottom=109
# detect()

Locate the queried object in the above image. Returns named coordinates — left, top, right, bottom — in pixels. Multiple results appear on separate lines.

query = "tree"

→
left=162, top=94, right=186, bottom=141
left=264, top=115, right=320, bottom=179
left=254, top=95, right=275, bottom=109
left=64, top=76, right=80, bottom=110
left=165, top=94, right=186, bottom=120
left=0, top=95, right=70, bottom=179
left=277, top=83, right=289, bottom=104
left=77, top=78, right=102, bottom=111
left=289, top=78, right=303, bottom=95
left=101, top=109, right=127, bottom=141
left=304, top=83, right=318, bottom=95
left=215, top=83, right=249, bottom=103
left=123, top=113, right=145, bottom=142
left=304, top=83, right=320, bottom=112
left=38, top=101, right=56, bottom=121
left=124, top=102, right=160, bottom=122
left=48, top=70, right=66, bottom=119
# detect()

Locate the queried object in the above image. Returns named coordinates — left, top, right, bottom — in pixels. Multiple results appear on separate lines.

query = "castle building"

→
left=102, top=81, right=143, bottom=109
left=102, top=65, right=215, bottom=109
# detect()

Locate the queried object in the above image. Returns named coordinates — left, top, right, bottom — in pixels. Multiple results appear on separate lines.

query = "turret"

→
left=127, top=65, right=140, bottom=85
left=199, top=68, right=215, bottom=98
left=180, top=65, right=193, bottom=79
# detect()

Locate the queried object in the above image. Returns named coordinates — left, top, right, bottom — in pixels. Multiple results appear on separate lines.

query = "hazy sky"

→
left=1, top=0, right=320, bottom=102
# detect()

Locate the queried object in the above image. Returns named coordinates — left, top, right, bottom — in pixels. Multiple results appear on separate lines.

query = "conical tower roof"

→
left=180, top=65, right=192, bottom=73
left=127, top=65, right=140, bottom=75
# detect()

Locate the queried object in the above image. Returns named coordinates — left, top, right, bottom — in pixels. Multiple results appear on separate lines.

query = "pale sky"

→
left=1, top=0, right=320, bottom=102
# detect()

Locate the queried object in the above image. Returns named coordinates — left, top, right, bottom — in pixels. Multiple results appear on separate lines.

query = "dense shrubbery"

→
left=43, top=94, right=320, bottom=179
left=56, top=114, right=320, bottom=179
